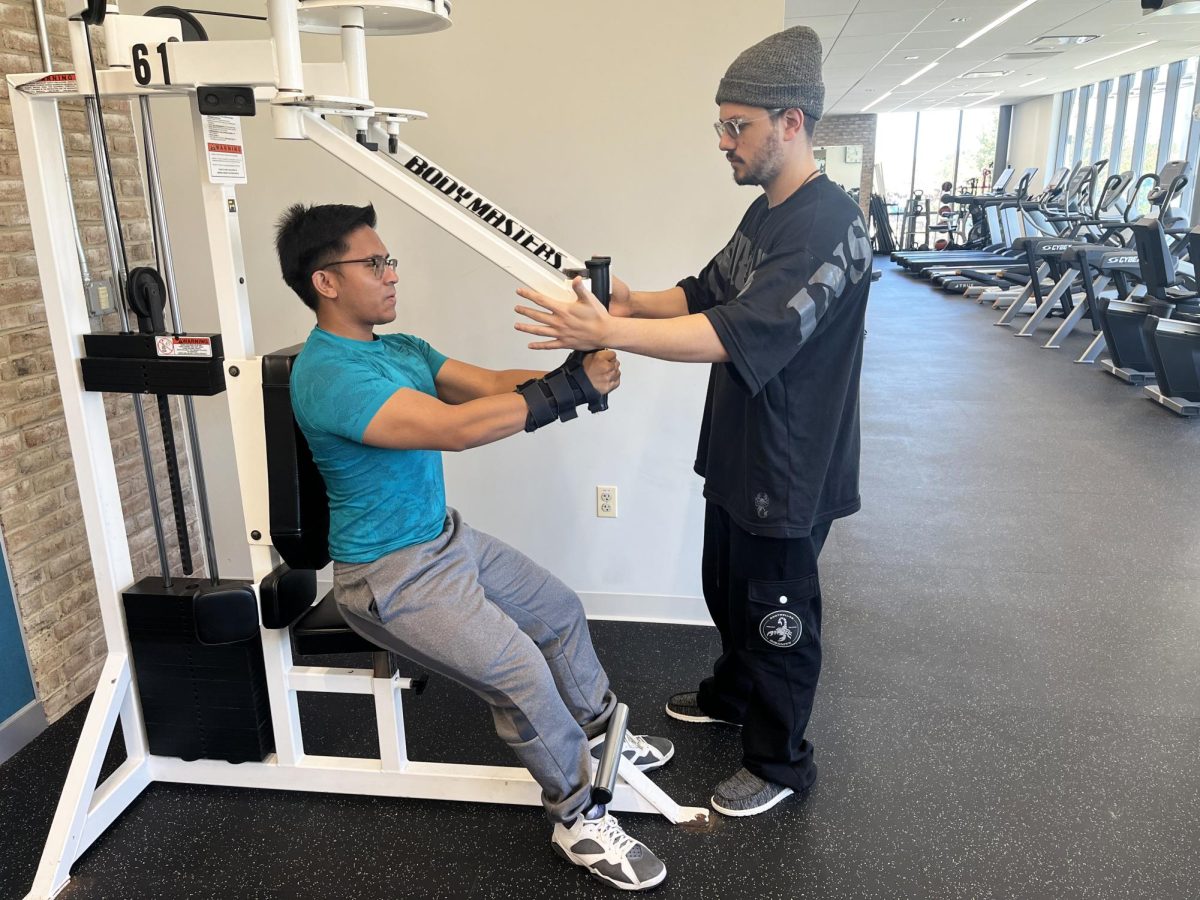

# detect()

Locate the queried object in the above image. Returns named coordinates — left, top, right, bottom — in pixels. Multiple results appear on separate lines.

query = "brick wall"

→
left=1, top=0, right=204, bottom=721
left=813, top=114, right=878, bottom=216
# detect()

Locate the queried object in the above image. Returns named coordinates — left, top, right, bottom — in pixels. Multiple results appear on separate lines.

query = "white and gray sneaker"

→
left=711, top=767, right=806, bottom=817
left=588, top=732, right=674, bottom=772
left=552, top=808, right=667, bottom=891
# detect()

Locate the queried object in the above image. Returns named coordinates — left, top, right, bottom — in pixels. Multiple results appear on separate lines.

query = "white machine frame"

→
left=11, top=4, right=707, bottom=897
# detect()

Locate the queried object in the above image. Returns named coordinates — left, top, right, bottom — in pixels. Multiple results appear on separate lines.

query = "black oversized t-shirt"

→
left=678, top=175, right=872, bottom=538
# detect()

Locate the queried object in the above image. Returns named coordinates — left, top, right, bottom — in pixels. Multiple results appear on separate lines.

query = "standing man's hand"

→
left=515, top=277, right=612, bottom=350
left=581, top=349, right=621, bottom=394
left=608, top=275, right=634, bottom=318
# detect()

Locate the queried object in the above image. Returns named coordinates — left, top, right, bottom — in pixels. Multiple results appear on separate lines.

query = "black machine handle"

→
left=583, top=256, right=612, bottom=414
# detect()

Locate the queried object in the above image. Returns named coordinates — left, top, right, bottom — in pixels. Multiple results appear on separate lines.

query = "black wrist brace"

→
left=515, top=351, right=606, bottom=432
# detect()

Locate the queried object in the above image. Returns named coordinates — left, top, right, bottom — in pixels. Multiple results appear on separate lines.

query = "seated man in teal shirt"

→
left=275, top=203, right=669, bottom=891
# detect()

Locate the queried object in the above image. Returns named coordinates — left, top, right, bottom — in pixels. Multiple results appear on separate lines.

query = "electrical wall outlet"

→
left=596, top=485, right=617, bottom=518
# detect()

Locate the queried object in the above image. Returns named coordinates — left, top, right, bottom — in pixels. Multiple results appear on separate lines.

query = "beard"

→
left=730, top=130, right=786, bottom=186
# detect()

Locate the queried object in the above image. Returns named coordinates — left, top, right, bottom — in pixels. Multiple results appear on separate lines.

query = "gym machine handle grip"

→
left=584, top=256, right=612, bottom=413
left=591, top=701, right=629, bottom=807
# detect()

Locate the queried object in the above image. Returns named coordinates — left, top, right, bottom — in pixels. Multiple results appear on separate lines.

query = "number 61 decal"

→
left=131, top=39, right=176, bottom=86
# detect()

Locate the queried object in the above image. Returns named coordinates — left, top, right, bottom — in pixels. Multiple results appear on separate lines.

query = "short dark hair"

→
left=770, top=108, right=817, bottom=141
left=275, top=203, right=377, bottom=311
left=803, top=113, right=817, bottom=141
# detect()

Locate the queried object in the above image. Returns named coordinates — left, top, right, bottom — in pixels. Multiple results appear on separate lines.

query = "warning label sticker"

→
left=17, top=73, right=78, bottom=95
left=155, top=336, right=213, bottom=358
left=202, top=115, right=247, bottom=184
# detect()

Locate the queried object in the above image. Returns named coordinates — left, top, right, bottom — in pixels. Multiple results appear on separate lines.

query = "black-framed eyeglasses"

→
left=321, top=255, right=398, bottom=279
left=712, top=109, right=786, bottom=139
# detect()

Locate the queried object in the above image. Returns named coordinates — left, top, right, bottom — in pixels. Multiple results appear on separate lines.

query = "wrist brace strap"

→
left=515, top=352, right=606, bottom=432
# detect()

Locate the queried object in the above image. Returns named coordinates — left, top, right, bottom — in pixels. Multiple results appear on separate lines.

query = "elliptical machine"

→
left=1142, top=228, right=1200, bottom=416
left=1095, top=217, right=1200, bottom=385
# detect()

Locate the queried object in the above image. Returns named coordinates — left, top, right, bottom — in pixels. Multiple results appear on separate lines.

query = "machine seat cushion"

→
left=292, top=589, right=383, bottom=656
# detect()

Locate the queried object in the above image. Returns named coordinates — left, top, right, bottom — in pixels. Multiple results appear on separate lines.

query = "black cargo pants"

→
left=696, top=501, right=831, bottom=792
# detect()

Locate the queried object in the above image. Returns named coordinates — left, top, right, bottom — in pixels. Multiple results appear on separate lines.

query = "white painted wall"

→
left=1007, top=95, right=1058, bottom=189
left=129, top=0, right=782, bottom=620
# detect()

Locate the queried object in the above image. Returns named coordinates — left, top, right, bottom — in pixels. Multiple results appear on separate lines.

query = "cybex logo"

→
left=1108, top=256, right=1138, bottom=264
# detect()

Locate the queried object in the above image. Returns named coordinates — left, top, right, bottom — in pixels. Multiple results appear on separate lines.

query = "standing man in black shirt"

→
left=514, top=25, right=871, bottom=817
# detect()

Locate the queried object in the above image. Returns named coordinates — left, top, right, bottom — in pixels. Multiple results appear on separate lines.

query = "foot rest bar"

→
left=591, top=702, right=629, bottom=806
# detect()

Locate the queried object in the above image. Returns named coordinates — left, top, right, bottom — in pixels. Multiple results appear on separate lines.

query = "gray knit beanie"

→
left=716, top=25, right=825, bottom=121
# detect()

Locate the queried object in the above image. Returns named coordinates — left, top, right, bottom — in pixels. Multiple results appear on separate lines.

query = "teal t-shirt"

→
left=291, top=327, right=449, bottom=563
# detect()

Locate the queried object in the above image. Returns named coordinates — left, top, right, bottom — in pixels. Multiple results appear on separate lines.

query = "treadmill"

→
left=902, top=168, right=1049, bottom=277
left=891, top=167, right=1022, bottom=269
left=916, top=167, right=1096, bottom=287
left=932, top=163, right=1110, bottom=286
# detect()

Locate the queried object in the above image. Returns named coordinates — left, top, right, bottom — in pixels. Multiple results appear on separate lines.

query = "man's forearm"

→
left=604, top=313, right=729, bottom=363
left=628, top=287, right=690, bottom=319
left=365, top=389, right=529, bottom=451
left=490, top=368, right=546, bottom=395
left=451, top=394, right=530, bottom=450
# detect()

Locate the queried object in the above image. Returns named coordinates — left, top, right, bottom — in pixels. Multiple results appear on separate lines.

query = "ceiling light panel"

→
left=1074, top=40, right=1159, bottom=69
left=861, top=91, right=894, bottom=112
left=1029, top=34, right=1099, bottom=46
left=956, top=0, right=1041, bottom=49
left=964, top=92, right=1003, bottom=107
left=900, top=62, right=940, bottom=85
left=1000, top=51, right=1064, bottom=60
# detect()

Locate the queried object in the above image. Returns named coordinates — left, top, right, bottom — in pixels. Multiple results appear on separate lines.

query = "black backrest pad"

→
left=262, top=346, right=332, bottom=570
left=1130, top=217, right=1175, bottom=297
left=1187, top=226, right=1200, bottom=269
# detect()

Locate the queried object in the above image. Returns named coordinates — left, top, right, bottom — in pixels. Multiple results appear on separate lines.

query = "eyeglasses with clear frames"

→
left=712, top=109, right=786, bottom=140
left=322, top=255, right=398, bottom=279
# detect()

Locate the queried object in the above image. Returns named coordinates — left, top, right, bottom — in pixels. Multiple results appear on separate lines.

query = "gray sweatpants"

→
left=333, top=508, right=616, bottom=824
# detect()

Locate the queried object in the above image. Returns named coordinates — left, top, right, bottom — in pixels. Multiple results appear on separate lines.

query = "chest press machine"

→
left=11, top=2, right=708, bottom=896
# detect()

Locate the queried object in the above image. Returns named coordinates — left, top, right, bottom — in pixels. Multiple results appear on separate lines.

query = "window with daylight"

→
left=1142, top=64, right=1169, bottom=176
left=1167, top=58, right=1198, bottom=163
left=957, top=107, right=1000, bottom=189
left=1075, top=84, right=1096, bottom=164
left=1052, top=56, right=1200, bottom=222
left=1119, top=77, right=1144, bottom=175
left=874, top=112, right=918, bottom=206
left=1061, top=90, right=1081, bottom=168
left=1051, top=90, right=1072, bottom=172
left=875, top=108, right=1003, bottom=204
left=1096, top=81, right=1119, bottom=168
left=913, top=109, right=963, bottom=199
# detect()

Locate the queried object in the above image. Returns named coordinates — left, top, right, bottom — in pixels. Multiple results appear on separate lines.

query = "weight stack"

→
left=123, top=576, right=273, bottom=763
